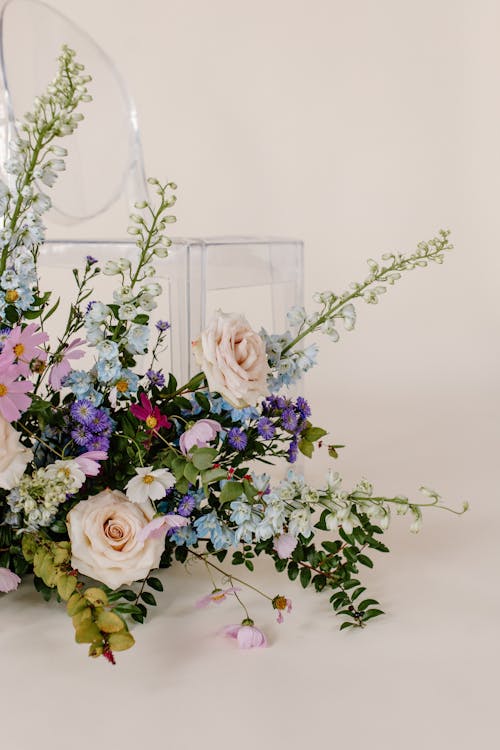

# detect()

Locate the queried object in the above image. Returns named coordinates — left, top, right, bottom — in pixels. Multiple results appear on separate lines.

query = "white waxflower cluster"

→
left=6, top=459, right=85, bottom=531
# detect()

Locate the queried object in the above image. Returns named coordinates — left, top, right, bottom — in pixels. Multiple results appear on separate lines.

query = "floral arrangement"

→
left=0, top=48, right=467, bottom=663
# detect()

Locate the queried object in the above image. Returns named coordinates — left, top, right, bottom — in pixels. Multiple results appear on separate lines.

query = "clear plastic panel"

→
left=0, top=0, right=147, bottom=225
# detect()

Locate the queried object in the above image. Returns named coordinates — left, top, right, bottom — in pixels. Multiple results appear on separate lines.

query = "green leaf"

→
left=362, top=609, right=384, bottom=622
left=96, top=610, right=125, bottom=634
left=191, top=447, right=218, bottom=470
left=201, top=467, right=227, bottom=485
left=321, top=540, right=342, bottom=554
left=107, top=631, right=135, bottom=652
left=340, top=621, right=353, bottom=630
left=358, top=598, right=379, bottom=611
left=298, top=439, right=314, bottom=458
left=147, top=577, right=164, bottom=592
left=351, top=586, right=367, bottom=601
left=56, top=574, right=77, bottom=601
left=219, top=481, right=244, bottom=504
left=299, top=567, right=311, bottom=588
left=302, top=426, right=327, bottom=442
left=183, top=462, right=198, bottom=484
left=357, top=554, right=374, bottom=568
left=287, top=561, right=299, bottom=581
left=141, top=591, right=157, bottom=606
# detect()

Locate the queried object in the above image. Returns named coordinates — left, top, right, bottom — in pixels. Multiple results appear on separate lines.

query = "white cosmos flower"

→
left=125, top=466, right=176, bottom=504
left=44, top=459, right=86, bottom=492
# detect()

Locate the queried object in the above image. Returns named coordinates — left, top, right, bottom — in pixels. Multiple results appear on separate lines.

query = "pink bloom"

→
left=196, top=586, right=241, bottom=608
left=0, top=567, right=21, bottom=593
left=75, top=450, right=108, bottom=476
left=137, top=513, right=188, bottom=542
left=49, top=338, right=85, bottom=390
left=272, top=595, right=293, bottom=624
left=2, top=324, right=48, bottom=374
left=222, top=620, right=267, bottom=649
left=130, top=393, right=171, bottom=432
left=180, top=419, right=222, bottom=455
left=0, top=355, right=32, bottom=422
left=273, top=533, right=298, bottom=559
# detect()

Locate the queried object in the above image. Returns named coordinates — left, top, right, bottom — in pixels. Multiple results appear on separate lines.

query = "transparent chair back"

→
left=0, top=0, right=148, bottom=226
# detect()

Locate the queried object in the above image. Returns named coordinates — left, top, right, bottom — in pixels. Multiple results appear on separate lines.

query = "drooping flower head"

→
left=196, top=587, right=240, bottom=608
left=272, top=595, right=292, bottom=624
left=0, top=567, right=21, bottom=593
left=222, top=620, right=267, bottom=649
left=179, top=419, right=222, bottom=455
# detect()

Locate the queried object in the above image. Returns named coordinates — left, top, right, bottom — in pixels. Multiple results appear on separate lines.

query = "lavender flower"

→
left=178, top=494, right=196, bottom=517
left=296, top=396, right=311, bottom=419
left=146, top=369, right=165, bottom=388
left=227, top=428, right=248, bottom=451
left=70, top=399, right=97, bottom=425
left=155, top=320, right=170, bottom=332
left=281, top=408, right=299, bottom=433
left=257, top=417, right=275, bottom=440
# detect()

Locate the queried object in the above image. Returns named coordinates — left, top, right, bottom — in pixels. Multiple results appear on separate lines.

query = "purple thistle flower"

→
left=295, top=396, right=311, bottom=419
left=228, top=428, right=248, bottom=451
left=178, top=494, right=196, bottom=517
left=257, top=417, right=275, bottom=440
left=146, top=369, right=166, bottom=388
left=281, top=408, right=299, bottom=433
left=156, top=320, right=170, bottom=332
left=70, top=399, right=97, bottom=426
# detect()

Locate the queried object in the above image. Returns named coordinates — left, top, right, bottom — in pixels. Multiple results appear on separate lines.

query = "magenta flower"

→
left=0, top=567, right=21, bottom=593
left=222, top=619, right=267, bottom=648
left=272, top=595, right=293, bottom=624
left=2, top=323, right=48, bottom=374
left=49, top=338, right=85, bottom=390
left=75, top=450, right=108, bottom=476
left=273, top=533, right=298, bottom=559
left=130, top=392, right=171, bottom=432
left=196, top=586, right=240, bottom=608
left=137, top=513, right=189, bottom=542
left=0, top=354, right=32, bottom=422
left=180, top=419, right=222, bottom=455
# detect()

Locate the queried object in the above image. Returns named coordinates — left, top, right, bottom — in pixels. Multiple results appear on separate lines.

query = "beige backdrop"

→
left=2, top=2, right=499, bottom=749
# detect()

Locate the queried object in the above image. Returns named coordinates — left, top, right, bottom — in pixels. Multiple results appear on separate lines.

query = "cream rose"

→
left=67, top=489, right=165, bottom=589
left=0, top=415, right=32, bottom=490
left=192, top=310, right=270, bottom=408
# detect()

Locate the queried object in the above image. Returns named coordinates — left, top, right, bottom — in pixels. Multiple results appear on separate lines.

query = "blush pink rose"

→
left=192, top=310, right=270, bottom=408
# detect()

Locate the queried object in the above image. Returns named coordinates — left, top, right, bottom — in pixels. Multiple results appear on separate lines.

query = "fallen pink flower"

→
left=0, top=567, right=21, bottom=593
left=2, top=324, right=48, bottom=374
left=273, top=533, right=298, bottom=559
left=180, top=419, right=222, bottom=455
left=137, top=513, right=189, bottom=542
left=75, top=450, right=108, bottom=476
left=222, top=620, right=267, bottom=649
left=49, top=338, right=85, bottom=390
left=196, top=586, right=241, bottom=608
left=272, top=595, right=293, bottom=624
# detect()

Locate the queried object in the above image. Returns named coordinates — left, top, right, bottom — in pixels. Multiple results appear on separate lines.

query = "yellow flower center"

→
left=13, top=343, right=25, bottom=357
left=115, top=379, right=129, bottom=393
left=273, top=595, right=287, bottom=611
left=145, top=415, right=158, bottom=429
left=5, top=290, right=19, bottom=303
left=0, top=383, right=7, bottom=397
left=211, top=591, right=225, bottom=601
left=142, top=474, right=155, bottom=484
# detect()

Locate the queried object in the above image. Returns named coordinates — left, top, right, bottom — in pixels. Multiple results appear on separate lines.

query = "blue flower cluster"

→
left=0, top=249, right=37, bottom=318
left=260, top=328, right=318, bottom=392
left=69, top=398, right=114, bottom=452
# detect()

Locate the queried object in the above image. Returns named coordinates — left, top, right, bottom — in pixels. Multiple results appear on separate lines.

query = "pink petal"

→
left=137, top=514, right=189, bottom=542
left=0, top=567, right=21, bottom=593
left=236, top=626, right=267, bottom=649
left=75, top=451, right=107, bottom=476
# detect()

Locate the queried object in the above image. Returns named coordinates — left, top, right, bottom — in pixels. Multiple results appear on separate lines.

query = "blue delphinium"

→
left=193, top=511, right=235, bottom=550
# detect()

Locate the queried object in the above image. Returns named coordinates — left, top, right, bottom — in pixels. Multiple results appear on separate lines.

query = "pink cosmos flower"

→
left=74, top=450, right=108, bottom=476
left=137, top=513, right=189, bottom=542
left=0, top=354, right=32, bottom=422
left=0, top=567, right=21, bottom=593
left=2, top=324, right=48, bottom=375
left=130, top=393, right=171, bottom=432
left=273, top=533, right=298, bottom=559
left=180, top=419, right=222, bottom=455
left=49, top=338, right=85, bottom=390
left=272, top=595, right=293, bottom=624
left=222, top=620, right=267, bottom=649
left=196, top=586, right=241, bottom=609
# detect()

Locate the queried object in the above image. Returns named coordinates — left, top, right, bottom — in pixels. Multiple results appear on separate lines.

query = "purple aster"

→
left=281, top=408, right=299, bottom=433
left=228, top=428, right=248, bottom=451
left=156, top=320, right=171, bottom=332
left=295, top=396, right=311, bottom=419
left=71, top=425, right=90, bottom=447
left=146, top=369, right=166, bottom=388
left=257, top=417, right=275, bottom=440
left=86, top=435, right=110, bottom=452
left=178, top=494, right=196, bottom=517
left=0, top=327, right=11, bottom=352
left=288, top=439, right=299, bottom=463
left=87, top=409, right=112, bottom=434
left=70, top=399, right=97, bottom=425
left=86, top=255, right=98, bottom=266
